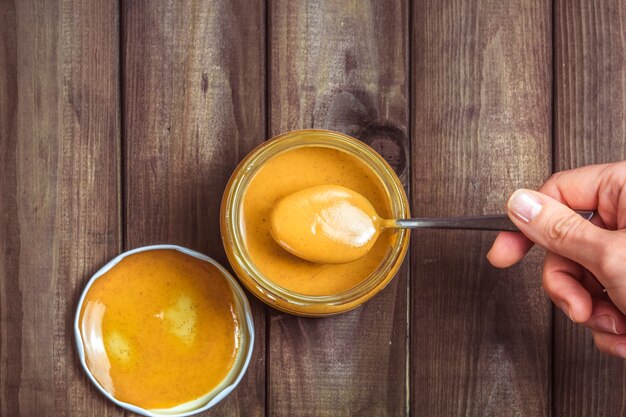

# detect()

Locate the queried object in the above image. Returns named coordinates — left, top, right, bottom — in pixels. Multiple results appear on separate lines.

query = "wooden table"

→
left=2, top=1, right=625, bottom=416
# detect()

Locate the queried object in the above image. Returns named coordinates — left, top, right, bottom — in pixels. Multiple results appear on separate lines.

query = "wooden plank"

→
left=267, top=1, right=409, bottom=416
left=0, top=0, right=121, bottom=416
left=554, top=1, right=626, bottom=416
left=410, top=1, right=552, bottom=416
left=122, top=1, right=266, bottom=415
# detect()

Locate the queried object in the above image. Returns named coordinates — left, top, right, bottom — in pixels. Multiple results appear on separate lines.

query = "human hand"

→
left=487, top=162, right=626, bottom=358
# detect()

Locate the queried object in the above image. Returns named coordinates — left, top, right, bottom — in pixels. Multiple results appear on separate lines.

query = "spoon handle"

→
left=394, top=211, right=594, bottom=232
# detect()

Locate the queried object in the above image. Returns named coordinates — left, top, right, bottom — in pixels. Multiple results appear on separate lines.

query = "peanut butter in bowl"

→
left=75, top=245, right=254, bottom=417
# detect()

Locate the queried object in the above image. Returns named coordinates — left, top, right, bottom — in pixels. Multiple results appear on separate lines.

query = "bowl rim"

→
left=74, top=244, right=255, bottom=417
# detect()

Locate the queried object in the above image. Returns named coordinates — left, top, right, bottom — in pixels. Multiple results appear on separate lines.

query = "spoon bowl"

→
left=270, top=185, right=383, bottom=264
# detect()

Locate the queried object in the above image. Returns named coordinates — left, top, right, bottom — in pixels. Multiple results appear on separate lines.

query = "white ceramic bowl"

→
left=74, top=244, right=255, bottom=417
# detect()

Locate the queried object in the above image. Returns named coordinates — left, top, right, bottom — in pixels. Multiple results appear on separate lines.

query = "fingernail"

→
left=614, top=344, right=626, bottom=359
left=556, top=301, right=574, bottom=322
left=508, top=190, right=543, bottom=223
left=588, top=315, right=618, bottom=334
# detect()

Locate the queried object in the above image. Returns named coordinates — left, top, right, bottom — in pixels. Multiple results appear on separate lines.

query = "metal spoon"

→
left=395, top=211, right=594, bottom=232
left=270, top=184, right=595, bottom=264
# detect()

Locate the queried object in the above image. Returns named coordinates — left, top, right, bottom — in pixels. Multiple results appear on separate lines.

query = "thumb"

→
left=506, top=189, right=612, bottom=277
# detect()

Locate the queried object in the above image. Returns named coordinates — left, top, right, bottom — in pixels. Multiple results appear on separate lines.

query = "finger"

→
left=506, top=189, right=617, bottom=279
left=580, top=269, right=608, bottom=298
left=619, top=181, right=626, bottom=229
left=487, top=162, right=623, bottom=268
left=487, top=232, right=534, bottom=268
left=539, top=162, right=626, bottom=229
left=585, top=297, right=626, bottom=335
left=590, top=213, right=608, bottom=229
left=606, top=284, right=626, bottom=320
left=543, top=251, right=592, bottom=322
left=538, top=164, right=609, bottom=206
left=592, top=331, right=626, bottom=359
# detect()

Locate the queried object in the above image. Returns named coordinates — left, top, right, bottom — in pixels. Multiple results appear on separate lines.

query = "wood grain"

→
left=3, top=0, right=626, bottom=415
left=122, top=1, right=266, bottom=415
left=554, top=1, right=626, bottom=416
left=268, top=1, right=409, bottom=416
left=0, top=0, right=121, bottom=416
left=410, top=1, right=552, bottom=416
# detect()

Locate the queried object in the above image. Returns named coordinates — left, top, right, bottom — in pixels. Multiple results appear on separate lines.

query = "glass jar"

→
left=220, top=129, right=410, bottom=316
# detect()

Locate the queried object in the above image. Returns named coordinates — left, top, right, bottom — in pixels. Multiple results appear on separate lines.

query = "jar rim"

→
left=221, top=129, right=410, bottom=307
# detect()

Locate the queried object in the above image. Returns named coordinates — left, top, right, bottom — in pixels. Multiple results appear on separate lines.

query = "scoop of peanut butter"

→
left=270, top=185, right=382, bottom=264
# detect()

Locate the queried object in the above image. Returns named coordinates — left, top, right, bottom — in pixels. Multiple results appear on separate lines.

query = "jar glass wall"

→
left=220, top=129, right=410, bottom=316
